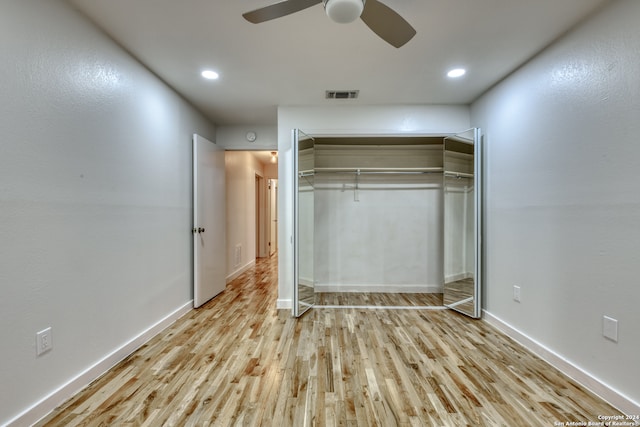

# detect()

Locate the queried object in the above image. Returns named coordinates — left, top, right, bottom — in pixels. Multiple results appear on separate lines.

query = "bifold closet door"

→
left=293, top=129, right=316, bottom=317
left=443, top=128, right=482, bottom=318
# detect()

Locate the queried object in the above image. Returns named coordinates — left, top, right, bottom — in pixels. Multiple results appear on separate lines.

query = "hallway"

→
left=38, top=255, right=621, bottom=426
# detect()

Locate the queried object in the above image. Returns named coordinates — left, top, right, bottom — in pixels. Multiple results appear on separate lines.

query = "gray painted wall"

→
left=471, top=0, right=640, bottom=409
left=0, top=1, right=216, bottom=424
left=4, top=0, right=639, bottom=423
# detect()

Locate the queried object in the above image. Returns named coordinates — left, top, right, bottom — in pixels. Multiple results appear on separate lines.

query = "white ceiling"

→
left=66, top=0, right=610, bottom=126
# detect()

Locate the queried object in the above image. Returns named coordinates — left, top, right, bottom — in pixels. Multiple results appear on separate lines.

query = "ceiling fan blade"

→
left=360, top=0, right=416, bottom=48
left=243, top=0, right=322, bottom=23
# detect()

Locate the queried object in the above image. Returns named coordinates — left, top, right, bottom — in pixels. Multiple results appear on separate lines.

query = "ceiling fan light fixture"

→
left=324, top=0, right=365, bottom=24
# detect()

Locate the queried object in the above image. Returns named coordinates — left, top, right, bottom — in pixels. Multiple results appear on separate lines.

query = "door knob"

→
left=198, top=227, right=205, bottom=233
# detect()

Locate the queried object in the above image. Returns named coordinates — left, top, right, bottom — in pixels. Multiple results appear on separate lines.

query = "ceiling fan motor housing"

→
left=324, top=0, right=365, bottom=23
left=243, top=0, right=414, bottom=48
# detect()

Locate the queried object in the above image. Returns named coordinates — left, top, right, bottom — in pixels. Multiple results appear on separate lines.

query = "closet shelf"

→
left=314, top=167, right=443, bottom=174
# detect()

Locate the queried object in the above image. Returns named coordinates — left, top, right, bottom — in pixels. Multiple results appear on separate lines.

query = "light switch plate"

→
left=603, top=316, right=618, bottom=342
left=513, top=285, right=521, bottom=303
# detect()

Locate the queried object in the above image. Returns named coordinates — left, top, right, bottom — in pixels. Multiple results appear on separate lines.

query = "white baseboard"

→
left=445, top=272, right=473, bottom=283
left=314, top=283, right=443, bottom=293
left=226, top=259, right=256, bottom=284
left=9, top=301, right=193, bottom=427
left=483, top=310, right=640, bottom=419
left=445, top=273, right=465, bottom=282
left=277, top=299, right=292, bottom=310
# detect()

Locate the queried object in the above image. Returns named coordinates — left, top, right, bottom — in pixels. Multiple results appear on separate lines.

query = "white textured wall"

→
left=471, top=0, right=640, bottom=409
left=263, top=163, right=278, bottom=180
left=277, top=106, right=470, bottom=307
left=0, top=1, right=216, bottom=424
left=314, top=175, right=443, bottom=291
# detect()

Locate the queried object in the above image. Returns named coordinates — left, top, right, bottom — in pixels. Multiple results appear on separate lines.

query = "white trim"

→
left=226, top=259, right=256, bottom=284
left=277, top=298, right=292, bottom=309
left=483, top=310, right=640, bottom=419
left=316, top=305, right=448, bottom=310
left=445, top=296, right=474, bottom=309
left=444, top=272, right=473, bottom=283
left=314, top=283, right=443, bottom=293
left=9, top=301, right=193, bottom=427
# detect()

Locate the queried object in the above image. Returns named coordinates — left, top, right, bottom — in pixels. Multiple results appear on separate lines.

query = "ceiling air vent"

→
left=326, top=90, right=359, bottom=99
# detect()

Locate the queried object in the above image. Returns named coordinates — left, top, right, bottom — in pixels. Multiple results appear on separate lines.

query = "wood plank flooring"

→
left=37, top=255, right=622, bottom=426
left=315, top=291, right=443, bottom=307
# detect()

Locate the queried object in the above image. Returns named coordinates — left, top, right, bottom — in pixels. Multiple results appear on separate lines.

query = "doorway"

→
left=291, top=129, right=482, bottom=318
left=224, top=150, right=277, bottom=283
left=255, top=167, right=279, bottom=260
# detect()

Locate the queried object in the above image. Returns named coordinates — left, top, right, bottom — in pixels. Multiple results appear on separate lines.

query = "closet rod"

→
left=444, top=171, right=474, bottom=179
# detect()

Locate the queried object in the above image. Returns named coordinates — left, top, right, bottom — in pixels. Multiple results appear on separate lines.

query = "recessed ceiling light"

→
left=201, top=70, right=219, bottom=80
left=447, top=68, right=466, bottom=78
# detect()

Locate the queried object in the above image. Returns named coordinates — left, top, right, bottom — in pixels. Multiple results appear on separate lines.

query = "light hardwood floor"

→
left=38, top=255, right=621, bottom=426
left=315, top=291, right=443, bottom=307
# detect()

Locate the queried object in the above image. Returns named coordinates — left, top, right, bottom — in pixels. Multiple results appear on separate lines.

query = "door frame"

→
left=289, top=128, right=482, bottom=317
left=268, top=179, right=278, bottom=256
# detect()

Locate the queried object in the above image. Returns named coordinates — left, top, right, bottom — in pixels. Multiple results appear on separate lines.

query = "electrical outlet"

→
left=36, top=327, right=53, bottom=356
left=603, top=316, right=618, bottom=342
left=513, top=285, right=521, bottom=303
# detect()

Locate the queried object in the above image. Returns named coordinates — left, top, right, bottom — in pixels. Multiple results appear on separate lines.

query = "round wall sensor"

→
left=246, top=131, right=257, bottom=142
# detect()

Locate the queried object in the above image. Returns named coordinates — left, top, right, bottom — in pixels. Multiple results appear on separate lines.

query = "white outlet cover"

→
left=36, top=327, right=53, bottom=356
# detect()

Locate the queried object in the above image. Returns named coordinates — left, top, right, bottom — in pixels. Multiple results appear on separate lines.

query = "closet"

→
left=293, top=129, right=481, bottom=318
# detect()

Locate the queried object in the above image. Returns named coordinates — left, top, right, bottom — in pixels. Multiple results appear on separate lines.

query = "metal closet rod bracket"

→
left=340, top=169, right=360, bottom=202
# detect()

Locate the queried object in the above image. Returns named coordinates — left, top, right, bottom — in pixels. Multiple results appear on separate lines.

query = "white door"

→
left=193, top=134, right=226, bottom=308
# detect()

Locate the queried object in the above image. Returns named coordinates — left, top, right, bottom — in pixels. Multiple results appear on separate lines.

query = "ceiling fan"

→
left=242, top=0, right=416, bottom=48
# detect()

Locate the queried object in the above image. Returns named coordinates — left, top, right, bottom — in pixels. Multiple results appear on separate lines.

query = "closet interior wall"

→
left=311, top=137, right=445, bottom=299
